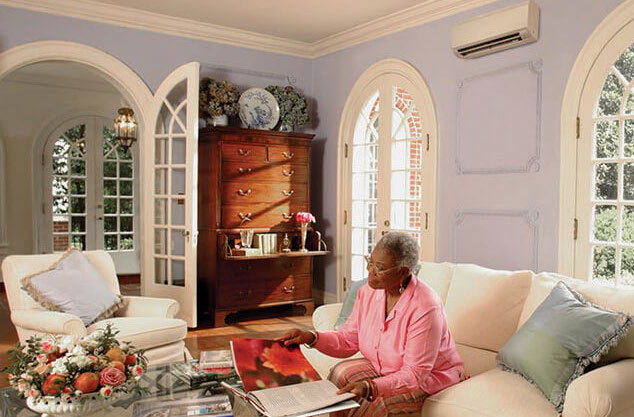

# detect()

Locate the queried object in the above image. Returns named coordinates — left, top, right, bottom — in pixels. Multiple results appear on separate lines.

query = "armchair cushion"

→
left=11, top=309, right=86, bottom=336
left=334, top=279, right=366, bottom=329
left=497, top=282, right=633, bottom=413
left=88, top=317, right=187, bottom=350
left=116, top=296, right=179, bottom=318
left=21, top=249, right=124, bottom=326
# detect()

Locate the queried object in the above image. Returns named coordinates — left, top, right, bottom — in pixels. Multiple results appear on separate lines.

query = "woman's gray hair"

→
left=375, top=231, right=420, bottom=274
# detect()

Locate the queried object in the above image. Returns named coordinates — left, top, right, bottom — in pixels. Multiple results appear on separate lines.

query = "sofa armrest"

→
left=117, top=296, right=180, bottom=318
left=563, top=359, right=634, bottom=417
left=313, top=303, right=343, bottom=332
left=11, top=309, right=86, bottom=336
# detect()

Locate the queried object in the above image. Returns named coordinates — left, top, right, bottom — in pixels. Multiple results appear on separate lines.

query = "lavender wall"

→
left=310, top=0, right=623, bottom=294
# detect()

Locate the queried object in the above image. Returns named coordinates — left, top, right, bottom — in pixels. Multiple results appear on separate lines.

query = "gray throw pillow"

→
left=334, top=279, right=367, bottom=330
left=21, top=249, right=125, bottom=326
left=497, top=281, right=632, bottom=412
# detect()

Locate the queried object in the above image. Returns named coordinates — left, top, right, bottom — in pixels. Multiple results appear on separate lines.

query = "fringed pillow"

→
left=21, top=249, right=125, bottom=326
left=496, top=281, right=632, bottom=413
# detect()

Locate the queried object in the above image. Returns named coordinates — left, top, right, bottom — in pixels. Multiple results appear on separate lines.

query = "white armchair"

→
left=2, top=250, right=188, bottom=366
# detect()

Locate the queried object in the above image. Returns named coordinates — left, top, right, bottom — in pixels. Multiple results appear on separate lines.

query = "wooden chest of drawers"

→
left=197, top=126, right=315, bottom=326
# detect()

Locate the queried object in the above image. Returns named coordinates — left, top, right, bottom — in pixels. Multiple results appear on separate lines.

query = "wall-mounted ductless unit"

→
left=452, top=0, right=540, bottom=59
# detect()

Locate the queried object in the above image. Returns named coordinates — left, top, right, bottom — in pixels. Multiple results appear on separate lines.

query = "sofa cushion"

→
left=444, top=264, right=532, bottom=352
left=497, top=281, right=633, bottom=412
left=88, top=317, right=187, bottom=350
left=422, top=368, right=558, bottom=417
left=21, top=249, right=124, bottom=326
left=418, top=262, right=454, bottom=304
left=334, top=279, right=366, bottom=330
left=454, top=343, right=497, bottom=378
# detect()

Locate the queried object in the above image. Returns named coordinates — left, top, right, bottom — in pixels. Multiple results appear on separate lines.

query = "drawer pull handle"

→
left=282, top=212, right=294, bottom=220
left=237, top=188, right=252, bottom=196
left=238, top=148, right=251, bottom=156
left=282, top=189, right=294, bottom=197
left=282, top=151, right=294, bottom=160
left=238, top=212, right=252, bottom=224
left=283, top=285, right=295, bottom=293
left=282, top=169, right=294, bottom=177
left=238, top=167, right=252, bottom=174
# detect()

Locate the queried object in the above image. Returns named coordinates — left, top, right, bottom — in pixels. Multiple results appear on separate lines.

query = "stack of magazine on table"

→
left=132, top=394, right=233, bottom=417
left=171, top=350, right=238, bottom=387
left=221, top=338, right=359, bottom=417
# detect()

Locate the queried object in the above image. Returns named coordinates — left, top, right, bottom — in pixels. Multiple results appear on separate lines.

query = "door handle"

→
left=282, top=169, right=294, bottom=177
left=238, top=167, right=252, bottom=174
left=237, top=188, right=252, bottom=196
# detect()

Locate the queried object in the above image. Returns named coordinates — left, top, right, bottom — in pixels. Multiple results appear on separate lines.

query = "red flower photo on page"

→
left=231, top=338, right=321, bottom=392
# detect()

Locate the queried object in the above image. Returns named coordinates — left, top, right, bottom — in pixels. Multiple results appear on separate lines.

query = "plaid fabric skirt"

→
left=328, top=358, right=429, bottom=417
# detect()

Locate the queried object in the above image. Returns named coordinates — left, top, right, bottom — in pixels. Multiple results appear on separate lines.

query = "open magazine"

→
left=223, top=338, right=359, bottom=417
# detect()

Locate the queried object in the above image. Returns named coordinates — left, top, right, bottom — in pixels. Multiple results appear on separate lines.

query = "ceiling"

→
left=1, top=0, right=497, bottom=57
left=90, top=0, right=430, bottom=43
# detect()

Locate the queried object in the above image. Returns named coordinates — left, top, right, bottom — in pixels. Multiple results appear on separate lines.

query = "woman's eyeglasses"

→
left=364, top=256, right=402, bottom=275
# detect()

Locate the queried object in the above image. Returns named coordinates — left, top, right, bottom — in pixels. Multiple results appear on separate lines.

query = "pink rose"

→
left=41, top=342, right=55, bottom=354
left=99, top=367, right=125, bottom=387
left=28, top=388, right=40, bottom=398
left=133, top=365, right=144, bottom=377
left=36, top=354, right=48, bottom=363
left=62, top=387, right=72, bottom=395
left=295, top=212, right=316, bottom=224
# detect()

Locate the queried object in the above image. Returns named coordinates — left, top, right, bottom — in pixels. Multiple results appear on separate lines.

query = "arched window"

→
left=561, top=1, right=634, bottom=285
left=44, top=116, right=139, bottom=271
left=337, top=59, right=437, bottom=293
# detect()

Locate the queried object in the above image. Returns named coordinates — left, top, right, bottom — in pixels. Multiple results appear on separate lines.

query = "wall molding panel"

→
left=453, top=209, right=540, bottom=271
left=455, top=60, right=543, bottom=175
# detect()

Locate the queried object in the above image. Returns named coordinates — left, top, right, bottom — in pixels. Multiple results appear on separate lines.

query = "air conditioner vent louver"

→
left=452, top=1, right=539, bottom=59
left=457, top=33, right=523, bottom=57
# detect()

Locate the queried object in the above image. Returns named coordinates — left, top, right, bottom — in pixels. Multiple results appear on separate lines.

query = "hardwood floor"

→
left=0, top=287, right=313, bottom=389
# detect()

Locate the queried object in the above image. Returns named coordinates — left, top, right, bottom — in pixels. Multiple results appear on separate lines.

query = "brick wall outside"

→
left=53, top=220, right=70, bottom=251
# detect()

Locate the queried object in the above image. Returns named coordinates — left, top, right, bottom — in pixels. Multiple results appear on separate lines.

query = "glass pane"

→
left=391, top=171, right=407, bottom=200
left=70, top=197, right=85, bottom=214
left=155, top=258, right=168, bottom=285
left=624, top=163, right=634, bottom=200
left=52, top=177, right=68, bottom=196
left=597, top=73, right=623, bottom=116
left=120, top=216, right=133, bottom=232
left=614, top=44, right=634, bottom=83
left=170, top=229, right=185, bottom=257
left=70, top=234, right=85, bottom=250
left=154, top=199, right=168, bottom=225
left=392, top=142, right=407, bottom=170
left=351, top=228, right=364, bottom=254
left=365, top=201, right=377, bottom=228
left=104, top=217, right=117, bottom=233
left=595, top=163, right=618, bottom=200
left=71, top=216, right=85, bottom=233
left=120, top=162, right=133, bottom=178
left=155, top=169, right=168, bottom=194
left=595, top=120, right=619, bottom=159
left=351, top=254, right=365, bottom=281
left=53, top=140, right=70, bottom=157
left=352, top=173, right=364, bottom=200
left=171, top=199, right=185, bottom=226
left=70, top=179, right=85, bottom=196
left=120, top=234, right=134, bottom=250
left=104, top=180, right=117, bottom=196
left=351, top=201, right=364, bottom=227
left=155, top=138, right=168, bottom=164
left=154, top=228, right=168, bottom=255
left=70, top=159, right=86, bottom=176
left=365, top=229, right=376, bottom=256
left=120, top=180, right=133, bottom=196
left=621, top=248, right=634, bottom=286
left=171, top=168, right=185, bottom=195
left=117, top=146, right=132, bottom=160
left=625, top=120, right=634, bottom=157
left=172, top=138, right=186, bottom=164
left=53, top=158, right=68, bottom=175
left=593, top=205, right=617, bottom=242
left=593, top=245, right=616, bottom=282
left=407, top=201, right=422, bottom=230
left=391, top=201, right=406, bottom=230
left=120, top=198, right=133, bottom=214
left=392, top=86, right=422, bottom=139
left=622, top=206, right=634, bottom=243
left=105, top=234, right=118, bottom=250
left=409, top=171, right=422, bottom=200
left=103, top=161, right=117, bottom=177
left=172, top=260, right=185, bottom=287
left=104, top=198, right=117, bottom=214
left=53, top=196, right=69, bottom=214
left=626, top=93, right=634, bottom=115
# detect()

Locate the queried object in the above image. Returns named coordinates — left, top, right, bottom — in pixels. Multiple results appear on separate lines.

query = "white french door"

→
left=341, top=67, right=437, bottom=286
left=142, top=62, right=199, bottom=327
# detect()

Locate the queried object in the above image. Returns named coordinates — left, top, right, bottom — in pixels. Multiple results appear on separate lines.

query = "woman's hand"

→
left=275, top=328, right=315, bottom=346
left=336, top=381, right=369, bottom=400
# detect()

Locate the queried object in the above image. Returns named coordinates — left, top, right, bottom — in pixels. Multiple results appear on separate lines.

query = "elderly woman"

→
left=277, top=232, right=466, bottom=417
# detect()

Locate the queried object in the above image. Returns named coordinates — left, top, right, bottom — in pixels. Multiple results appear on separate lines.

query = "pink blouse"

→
left=314, top=276, right=466, bottom=397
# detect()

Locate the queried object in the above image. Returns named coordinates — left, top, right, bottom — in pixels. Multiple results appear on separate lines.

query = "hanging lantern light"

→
left=114, top=107, right=137, bottom=150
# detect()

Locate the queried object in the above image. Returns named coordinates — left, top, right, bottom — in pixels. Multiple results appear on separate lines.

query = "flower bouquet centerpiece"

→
left=295, top=212, right=316, bottom=252
left=200, top=78, right=241, bottom=127
left=264, top=85, right=309, bottom=132
left=4, top=323, right=147, bottom=417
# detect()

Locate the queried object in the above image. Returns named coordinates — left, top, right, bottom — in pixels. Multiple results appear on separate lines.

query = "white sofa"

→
left=2, top=250, right=188, bottom=366
left=302, top=262, right=634, bottom=417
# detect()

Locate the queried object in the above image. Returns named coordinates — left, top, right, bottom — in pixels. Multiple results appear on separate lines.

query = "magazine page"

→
left=249, top=380, right=356, bottom=417
left=230, top=338, right=321, bottom=392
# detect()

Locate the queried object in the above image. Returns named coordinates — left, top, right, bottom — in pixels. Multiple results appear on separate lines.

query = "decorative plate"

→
left=238, top=88, right=280, bottom=130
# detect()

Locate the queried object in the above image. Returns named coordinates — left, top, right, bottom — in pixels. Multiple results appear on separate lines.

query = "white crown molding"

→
left=0, top=0, right=497, bottom=59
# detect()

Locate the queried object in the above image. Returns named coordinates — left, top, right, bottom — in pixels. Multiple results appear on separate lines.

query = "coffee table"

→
left=0, top=362, right=247, bottom=417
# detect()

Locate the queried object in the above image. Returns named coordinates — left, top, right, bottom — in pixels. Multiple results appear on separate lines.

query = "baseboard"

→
left=313, top=288, right=337, bottom=305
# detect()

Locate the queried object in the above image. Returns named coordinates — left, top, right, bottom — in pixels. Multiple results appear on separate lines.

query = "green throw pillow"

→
left=334, top=279, right=367, bottom=330
left=497, top=281, right=632, bottom=412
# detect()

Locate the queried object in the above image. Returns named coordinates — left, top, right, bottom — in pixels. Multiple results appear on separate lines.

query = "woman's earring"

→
left=398, top=281, right=405, bottom=294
